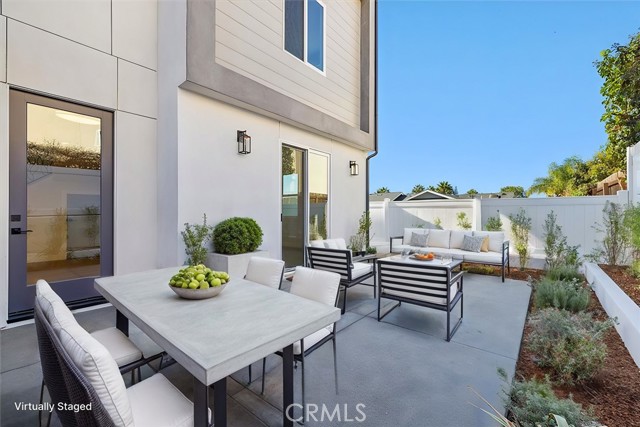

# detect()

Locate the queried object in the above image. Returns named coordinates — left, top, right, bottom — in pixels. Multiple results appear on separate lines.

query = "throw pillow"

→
left=480, top=236, right=490, bottom=252
left=461, top=235, right=484, bottom=253
left=410, top=232, right=428, bottom=247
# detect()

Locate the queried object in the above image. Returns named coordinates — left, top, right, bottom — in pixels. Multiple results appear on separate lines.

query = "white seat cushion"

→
left=462, top=251, right=503, bottom=264
left=428, top=230, right=451, bottom=248
left=334, top=238, right=348, bottom=250
left=291, top=267, right=341, bottom=307
left=324, top=239, right=339, bottom=249
left=351, top=262, right=373, bottom=279
left=309, top=240, right=325, bottom=248
left=127, top=373, right=208, bottom=427
left=90, top=327, right=143, bottom=367
left=57, top=321, right=134, bottom=427
left=422, top=247, right=464, bottom=260
left=449, top=231, right=472, bottom=249
left=293, top=326, right=333, bottom=355
left=473, top=231, right=505, bottom=253
left=245, top=257, right=285, bottom=289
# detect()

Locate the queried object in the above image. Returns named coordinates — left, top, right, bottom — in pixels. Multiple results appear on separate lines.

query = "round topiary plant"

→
left=213, top=217, right=263, bottom=255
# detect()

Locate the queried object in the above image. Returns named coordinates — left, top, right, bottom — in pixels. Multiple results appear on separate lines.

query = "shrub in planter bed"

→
left=534, top=278, right=590, bottom=313
left=527, top=309, right=614, bottom=385
left=504, top=376, right=596, bottom=427
left=213, top=217, right=263, bottom=255
left=546, top=265, right=583, bottom=282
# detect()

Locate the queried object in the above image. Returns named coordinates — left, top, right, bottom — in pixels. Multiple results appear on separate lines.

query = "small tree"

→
left=509, top=209, right=532, bottom=270
left=181, top=214, right=213, bottom=265
left=589, top=201, right=630, bottom=266
left=433, top=217, right=443, bottom=229
left=624, top=205, right=640, bottom=275
left=485, top=212, right=503, bottom=231
left=456, top=212, right=472, bottom=230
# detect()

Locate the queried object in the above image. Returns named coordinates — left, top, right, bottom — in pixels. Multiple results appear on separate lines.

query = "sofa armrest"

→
left=389, top=235, right=404, bottom=253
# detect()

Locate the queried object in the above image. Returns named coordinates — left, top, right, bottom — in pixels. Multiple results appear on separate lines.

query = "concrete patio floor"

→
left=1, top=273, right=531, bottom=426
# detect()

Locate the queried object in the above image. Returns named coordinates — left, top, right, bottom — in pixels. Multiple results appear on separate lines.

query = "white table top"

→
left=95, top=267, right=340, bottom=385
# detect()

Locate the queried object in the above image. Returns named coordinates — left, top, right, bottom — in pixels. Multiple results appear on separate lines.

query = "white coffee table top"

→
left=95, top=267, right=340, bottom=385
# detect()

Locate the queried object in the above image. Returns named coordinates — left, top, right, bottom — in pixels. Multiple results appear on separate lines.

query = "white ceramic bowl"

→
left=169, top=283, right=227, bottom=300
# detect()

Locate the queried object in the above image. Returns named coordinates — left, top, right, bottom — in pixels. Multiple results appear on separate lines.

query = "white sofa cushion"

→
left=309, top=240, right=325, bottom=248
left=334, top=238, right=347, bottom=250
left=428, top=230, right=451, bottom=249
left=403, top=228, right=428, bottom=244
left=473, top=231, right=505, bottom=253
left=324, top=239, right=339, bottom=249
left=449, top=231, right=472, bottom=249
left=90, top=328, right=143, bottom=367
left=291, top=267, right=341, bottom=307
left=127, top=373, right=204, bottom=427
left=462, top=251, right=503, bottom=264
left=58, top=321, right=134, bottom=427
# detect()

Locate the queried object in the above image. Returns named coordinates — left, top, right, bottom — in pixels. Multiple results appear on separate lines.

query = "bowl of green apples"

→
left=168, top=264, right=230, bottom=300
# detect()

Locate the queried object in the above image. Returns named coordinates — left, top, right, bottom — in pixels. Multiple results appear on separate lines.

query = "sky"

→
left=371, top=0, right=640, bottom=195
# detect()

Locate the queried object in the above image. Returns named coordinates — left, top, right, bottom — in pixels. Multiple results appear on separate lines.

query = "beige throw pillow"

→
left=480, top=236, right=490, bottom=252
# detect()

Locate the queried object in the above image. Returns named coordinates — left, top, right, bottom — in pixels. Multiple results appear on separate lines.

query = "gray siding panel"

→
left=215, top=0, right=360, bottom=127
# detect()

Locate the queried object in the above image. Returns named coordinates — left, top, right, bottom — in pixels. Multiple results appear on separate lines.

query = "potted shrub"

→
left=207, top=217, right=267, bottom=277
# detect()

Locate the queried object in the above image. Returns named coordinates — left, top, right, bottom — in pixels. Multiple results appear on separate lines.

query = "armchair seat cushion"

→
left=127, top=373, right=209, bottom=427
left=90, top=327, right=143, bottom=367
left=293, top=326, right=333, bottom=355
left=462, top=251, right=503, bottom=264
left=382, top=281, right=459, bottom=306
left=351, top=262, right=373, bottom=279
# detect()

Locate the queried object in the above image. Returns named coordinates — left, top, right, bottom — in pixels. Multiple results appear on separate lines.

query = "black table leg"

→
left=213, top=377, right=227, bottom=427
left=116, top=310, right=129, bottom=336
left=194, top=378, right=210, bottom=427
left=283, top=344, right=294, bottom=427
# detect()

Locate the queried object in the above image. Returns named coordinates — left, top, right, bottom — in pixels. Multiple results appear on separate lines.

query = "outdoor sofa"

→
left=390, top=228, right=510, bottom=281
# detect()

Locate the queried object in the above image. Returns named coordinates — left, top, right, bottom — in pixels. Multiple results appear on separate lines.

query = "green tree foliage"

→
left=411, top=184, right=426, bottom=193
left=595, top=31, right=640, bottom=175
left=466, top=188, right=478, bottom=195
left=282, top=146, right=295, bottom=175
left=181, top=214, right=213, bottom=265
left=528, top=157, right=591, bottom=197
left=435, top=181, right=455, bottom=195
left=500, top=186, right=526, bottom=198
left=375, top=187, right=390, bottom=194
left=456, top=212, right=472, bottom=230
left=509, top=209, right=532, bottom=270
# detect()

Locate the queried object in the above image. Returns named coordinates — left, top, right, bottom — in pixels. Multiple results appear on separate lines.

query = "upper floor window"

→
left=284, top=0, right=325, bottom=72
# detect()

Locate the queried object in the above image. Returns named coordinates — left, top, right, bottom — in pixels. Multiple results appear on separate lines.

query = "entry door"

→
left=8, top=91, right=113, bottom=319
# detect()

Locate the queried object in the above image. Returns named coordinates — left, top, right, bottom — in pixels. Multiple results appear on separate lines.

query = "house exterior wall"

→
left=0, top=1, right=159, bottom=327
left=215, top=0, right=361, bottom=127
left=171, top=89, right=367, bottom=266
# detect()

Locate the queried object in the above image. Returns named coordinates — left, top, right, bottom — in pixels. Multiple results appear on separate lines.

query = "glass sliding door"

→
left=281, top=146, right=306, bottom=267
left=308, top=152, right=329, bottom=241
left=8, top=91, right=113, bottom=319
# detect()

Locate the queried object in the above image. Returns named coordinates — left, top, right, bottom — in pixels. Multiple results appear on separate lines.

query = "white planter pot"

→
left=206, top=250, right=270, bottom=279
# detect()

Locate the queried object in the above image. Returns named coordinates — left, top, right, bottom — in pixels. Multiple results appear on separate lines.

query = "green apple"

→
left=211, top=278, right=222, bottom=287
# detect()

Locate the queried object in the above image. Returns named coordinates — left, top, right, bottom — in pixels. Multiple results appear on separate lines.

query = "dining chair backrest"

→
left=34, top=298, right=115, bottom=427
left=290, top=266, right=341, bottom=308
left=245, top=257, right=286, bottom=289
left=36, top=279, right=79, bottom=333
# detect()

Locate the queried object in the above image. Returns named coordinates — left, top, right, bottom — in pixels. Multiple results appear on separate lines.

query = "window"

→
left=285, top=0, right=325, bottom=72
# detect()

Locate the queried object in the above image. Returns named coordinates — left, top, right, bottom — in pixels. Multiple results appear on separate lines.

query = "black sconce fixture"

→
left=237, top=130, right=251, bottom=154
left=349, top=161, right=359, bottom=176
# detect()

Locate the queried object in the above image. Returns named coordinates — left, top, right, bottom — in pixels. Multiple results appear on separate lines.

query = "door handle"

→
left=11, top=228, right=33, bottom=235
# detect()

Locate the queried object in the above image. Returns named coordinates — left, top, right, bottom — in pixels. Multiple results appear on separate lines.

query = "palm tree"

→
left=435, top=181, right=455, bottom=195
left=375, top=186, right=390, bottom=194
left=527, top=157, right=590, bottom=197
left=467, top=189, right=478, bottom=195
left=411, top=184, right=426, bottom=193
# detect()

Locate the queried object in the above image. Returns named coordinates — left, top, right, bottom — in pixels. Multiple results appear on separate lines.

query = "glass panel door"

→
left=8, top=91, right=113, bottom=318
left=281, top=146, right=306, bottom=267
left=308, top=152, right=328, bottom=241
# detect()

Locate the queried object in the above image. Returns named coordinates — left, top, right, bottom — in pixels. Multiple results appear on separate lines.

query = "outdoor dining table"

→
left=95, top=267, right=341, bottom=427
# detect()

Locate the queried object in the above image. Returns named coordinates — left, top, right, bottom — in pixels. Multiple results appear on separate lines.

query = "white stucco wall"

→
left=172, top=89, right=367, bottom=265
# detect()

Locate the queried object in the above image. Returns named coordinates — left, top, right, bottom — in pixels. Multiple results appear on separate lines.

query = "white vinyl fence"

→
left=371, top=192, right=629, bottom=266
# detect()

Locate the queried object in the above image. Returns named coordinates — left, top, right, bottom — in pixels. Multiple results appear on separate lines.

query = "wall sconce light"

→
left=237, top=130, right=251, bottom=154
left=349, top=161, right=359, bottom=176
